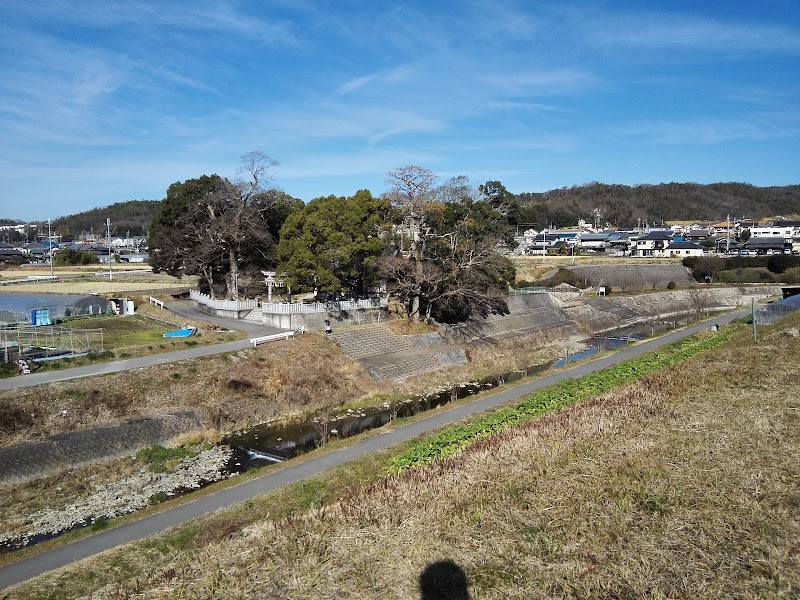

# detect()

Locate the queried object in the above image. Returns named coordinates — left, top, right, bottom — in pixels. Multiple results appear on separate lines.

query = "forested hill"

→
left=39, top=182, right=800, bottom=238
left=53, top=200, right=160, bottom=238
left=516, top=182, right=800, bottom=227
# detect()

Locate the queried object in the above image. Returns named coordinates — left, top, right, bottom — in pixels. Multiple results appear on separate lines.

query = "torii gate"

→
left=262, top=271, right=284, bottom=302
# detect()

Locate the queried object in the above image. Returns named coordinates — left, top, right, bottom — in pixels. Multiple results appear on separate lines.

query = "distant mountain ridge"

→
left=51, top=200, right=160, bottom=239
left=516, top=182, right=800, bottom=227
left=14, top=182, right=800, bottom=239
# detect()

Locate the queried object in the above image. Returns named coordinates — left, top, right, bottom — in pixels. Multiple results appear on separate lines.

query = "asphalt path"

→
left=0, top=301, right=285, bottom=392
left=0, top=308, right=750, bottom=590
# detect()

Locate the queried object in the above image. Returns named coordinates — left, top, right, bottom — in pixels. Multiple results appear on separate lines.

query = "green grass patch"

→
left=135, top=445, right=195, bottom=473
left=388, top=331, right=732, bottom=473
left=64, top=314, right=171, bottom=348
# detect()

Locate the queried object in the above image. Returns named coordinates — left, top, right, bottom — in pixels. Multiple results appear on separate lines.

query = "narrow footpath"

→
left=0, top=309, right=749, bottom=590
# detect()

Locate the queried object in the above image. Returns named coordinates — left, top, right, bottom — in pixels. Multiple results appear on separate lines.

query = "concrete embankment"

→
left=0, top=411, right=204, bottom=486
left=560, top=286, right=779, bottom=334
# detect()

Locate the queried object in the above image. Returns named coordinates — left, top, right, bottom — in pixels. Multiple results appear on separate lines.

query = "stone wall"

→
left=262, top=306, right=388, bottom=331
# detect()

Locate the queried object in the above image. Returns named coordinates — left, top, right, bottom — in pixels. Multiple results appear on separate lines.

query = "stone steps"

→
left=241, top=309, right=263, bottom=324
left=330, top=325, right=411, bottom=360
left=366, top=353, right=444, bottom=381
left=587, top=299, right=641, bottom=321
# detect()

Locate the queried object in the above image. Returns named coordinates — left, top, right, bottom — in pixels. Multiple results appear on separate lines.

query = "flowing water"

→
left=226, top=312, right=700, bottom=468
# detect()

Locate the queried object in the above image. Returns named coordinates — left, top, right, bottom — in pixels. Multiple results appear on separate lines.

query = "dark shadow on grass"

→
left=420, top=560, right=470, bottom=600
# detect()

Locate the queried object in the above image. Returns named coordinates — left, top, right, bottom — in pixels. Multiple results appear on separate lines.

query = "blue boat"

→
left=163, top=326, right=196, bottom=338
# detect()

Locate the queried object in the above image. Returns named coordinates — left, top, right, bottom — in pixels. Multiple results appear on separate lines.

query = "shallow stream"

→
left=225, top=312, right=699, bottom=468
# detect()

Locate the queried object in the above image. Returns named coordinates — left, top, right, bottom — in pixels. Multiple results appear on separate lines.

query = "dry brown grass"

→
left=397, top=324, right=577, bottom=393
left=12, top=316, right=796, bottom=598
left=384, top=319, right=439, bottom=335
left=0, top=334, right=384, bottom=447
left=511, top=255, right=684, bottom=284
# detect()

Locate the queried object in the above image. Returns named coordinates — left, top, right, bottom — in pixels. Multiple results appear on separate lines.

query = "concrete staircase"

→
left=329, top=324, right=412, bottom=360
left=328, top=324, right=465, bottom=381
left=365, top=353, right=445, bottom=381
left=586, top=298, right=641, bottom=322
left=242, top=308, right=263, bottom=324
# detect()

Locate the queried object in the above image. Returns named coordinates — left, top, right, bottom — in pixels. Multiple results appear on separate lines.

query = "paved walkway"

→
left=0, top=301, right=285, bottom=392
left=0, top=309, right=749, bottom=590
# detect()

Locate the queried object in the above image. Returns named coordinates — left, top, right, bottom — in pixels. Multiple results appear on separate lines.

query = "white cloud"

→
left=609, top=118, right=799, bottom=144
left=587, top=14, right=800, bottom=55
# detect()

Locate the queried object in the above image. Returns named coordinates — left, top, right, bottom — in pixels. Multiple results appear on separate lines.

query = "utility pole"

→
left=107, top=218, right=113, bottom=281
left=47, top=218, right=53, bottom=277
left=542, top=227, right=546, bottom=263
left=751, top=298, right=757, bottom=342
left=726, top=214, right=731, bottom=255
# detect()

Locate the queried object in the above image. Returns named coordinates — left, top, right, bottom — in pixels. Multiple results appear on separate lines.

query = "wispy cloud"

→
left=334, top=65, right=416, bottom=95
left=6, top=1, right=301, bottom=45
left=586, top=14, right=800, bottom=54
left=485, top=100, right=566, bottom=112
left=609, top=118, right=799, bottom=145
left=481, top=69, right=598, bottom=96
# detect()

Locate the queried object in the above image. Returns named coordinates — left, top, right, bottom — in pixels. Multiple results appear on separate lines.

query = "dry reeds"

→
left=32, top=315, right=799, bottom=599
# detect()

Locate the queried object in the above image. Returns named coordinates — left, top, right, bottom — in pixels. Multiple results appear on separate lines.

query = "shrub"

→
left=541, top=268, right=590, bottom=289
left=136, top=445, right=194, bottom=473
left=148, top=492, right=168, bottom=505
left=782, top=266, right=800, bottom=284
left=767, top=254, right=800, bottom=274
left=0, top=402, right=35, bottom=433
left=715, top=268, right=777, bottom=284
left=227, top=378, right=253, bottom=392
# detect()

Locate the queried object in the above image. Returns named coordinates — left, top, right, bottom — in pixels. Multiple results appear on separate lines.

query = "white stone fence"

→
left=261, top=297, right=388, bottom=314
left=190, top=290, right=259, bottom=311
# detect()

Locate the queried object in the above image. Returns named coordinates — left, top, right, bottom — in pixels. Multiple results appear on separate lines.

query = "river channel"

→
left=225, top=312, right=699, bottom=469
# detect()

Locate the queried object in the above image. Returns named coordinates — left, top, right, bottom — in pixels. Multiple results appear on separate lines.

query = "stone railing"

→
left=189, top=290, right=259, bottom=311
left=261, top=297, right=388, bottom=314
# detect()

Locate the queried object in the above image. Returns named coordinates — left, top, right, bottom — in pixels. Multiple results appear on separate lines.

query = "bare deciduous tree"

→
left=384, top=166, right=438, bottom=322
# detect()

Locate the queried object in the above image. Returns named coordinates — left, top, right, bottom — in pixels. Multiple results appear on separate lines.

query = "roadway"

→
left=0, top=308, right=750, bottom=590
left=0, top=301, right=284, bottom=392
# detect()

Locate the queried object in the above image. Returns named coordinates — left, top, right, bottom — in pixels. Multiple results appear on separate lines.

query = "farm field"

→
left=0, top=265, right=197, bottom=295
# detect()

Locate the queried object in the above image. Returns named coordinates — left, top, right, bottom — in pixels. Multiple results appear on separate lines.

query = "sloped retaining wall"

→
left=0, top=410, right=204, bottom=485
left=562, top=286, right=780, bottom=334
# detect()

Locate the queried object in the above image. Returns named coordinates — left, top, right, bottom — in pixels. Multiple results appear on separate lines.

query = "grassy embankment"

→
left=5, top=312, right=798, bottom=598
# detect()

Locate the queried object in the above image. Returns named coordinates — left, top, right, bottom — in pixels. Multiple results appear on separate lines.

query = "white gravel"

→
left=0, top=445, right=233, bottom=549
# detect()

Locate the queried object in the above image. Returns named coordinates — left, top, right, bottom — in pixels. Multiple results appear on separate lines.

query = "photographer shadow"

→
left=419, top=560, right=470, bottom=600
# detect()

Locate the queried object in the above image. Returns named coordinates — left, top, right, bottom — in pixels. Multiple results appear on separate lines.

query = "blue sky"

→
left=1, top=0, right=798, bottom=221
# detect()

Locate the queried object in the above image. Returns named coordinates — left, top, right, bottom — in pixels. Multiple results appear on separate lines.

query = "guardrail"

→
left=250, top=327, right=304, bottom=347
left=0, top=276, right=58, bottom=285
left=149, top=296, right=165, bottom=309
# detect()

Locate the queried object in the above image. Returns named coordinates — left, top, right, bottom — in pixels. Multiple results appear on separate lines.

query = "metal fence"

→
left=1, top=325, right=104, bottom=362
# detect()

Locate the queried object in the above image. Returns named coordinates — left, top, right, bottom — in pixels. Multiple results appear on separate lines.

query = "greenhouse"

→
left=0, top=293, right=112, bottom=325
